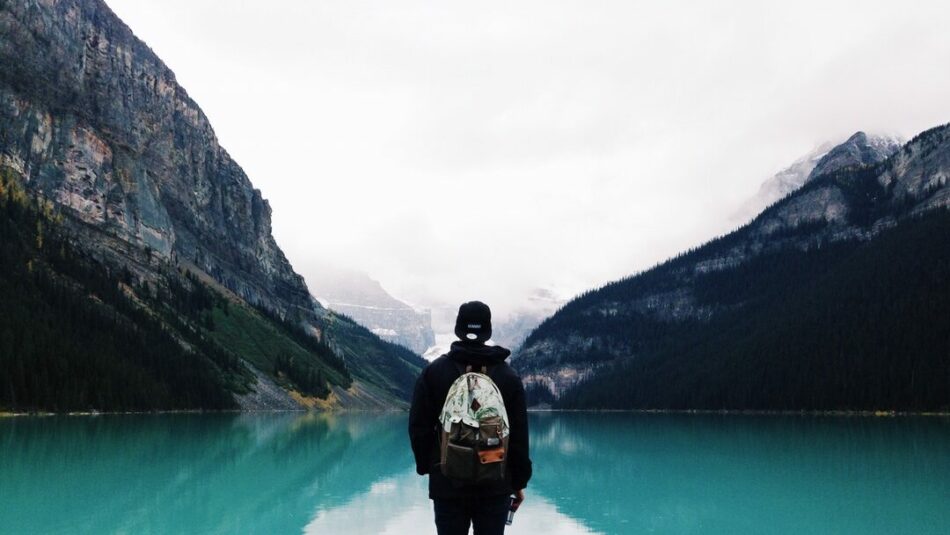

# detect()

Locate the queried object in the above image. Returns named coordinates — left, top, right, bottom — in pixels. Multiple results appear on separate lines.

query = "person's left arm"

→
left=408, top=369, right=436, bottom=475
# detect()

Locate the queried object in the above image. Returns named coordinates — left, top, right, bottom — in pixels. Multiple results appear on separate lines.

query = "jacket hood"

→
left=447, top=340, right=511, bottom=367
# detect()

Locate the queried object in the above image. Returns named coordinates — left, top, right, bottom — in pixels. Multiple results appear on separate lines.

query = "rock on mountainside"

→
left=808, top=132, right=903, bottom=181
left=732, top=141, right=835, bottom=224
left=514, top=125, right=950, bottom=411
left=733, top=133, right=902, bottom=223
left=0, top=0, right=425, bottom=411
left=308, top=265, right=435, bottom=355
left=0, top=0, right=307, bottom=315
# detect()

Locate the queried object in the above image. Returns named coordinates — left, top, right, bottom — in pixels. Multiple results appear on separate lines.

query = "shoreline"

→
left=527, top=408, right=950, bottom=417
left=0, top=408, right=408, bottom=418
left=2, top=408, right=948, bottom=418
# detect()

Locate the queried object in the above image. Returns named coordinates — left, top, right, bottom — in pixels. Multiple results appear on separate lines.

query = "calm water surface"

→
left=1, top=412, right=948, bottom=534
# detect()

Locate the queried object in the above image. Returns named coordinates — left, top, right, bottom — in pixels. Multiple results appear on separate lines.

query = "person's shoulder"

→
left=422, top=354, right=453, bottom=376
left=429, top=354, right=451, bottom=368
left=493, top=360, right=524, bottom=386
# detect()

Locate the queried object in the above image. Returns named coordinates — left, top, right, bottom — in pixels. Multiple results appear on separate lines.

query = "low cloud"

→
left=109, top=0, right=950, bottom=315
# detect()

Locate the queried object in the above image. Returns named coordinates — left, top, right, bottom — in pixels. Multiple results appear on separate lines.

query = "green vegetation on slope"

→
left=0, top=164, right=424, bottom=411
left=207, top=302, right=351, bottom=399
left=552, top=211, right=950, bottom=411
left=0, top=167, right=241, bottom=412
left=319, top=311, right=428, bottom=402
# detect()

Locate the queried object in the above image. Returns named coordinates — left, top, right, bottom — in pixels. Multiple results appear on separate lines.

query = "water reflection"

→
left=0, top=413, right=412, bottom=534
left=1, top=412, right=948, bottom=534
left=527, top=413, right=950, bottom=534
left=303, top=471, right=593, bottom=535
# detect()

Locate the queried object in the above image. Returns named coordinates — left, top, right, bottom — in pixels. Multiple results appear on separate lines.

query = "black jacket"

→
left=408, top=340, right=532, bottom=499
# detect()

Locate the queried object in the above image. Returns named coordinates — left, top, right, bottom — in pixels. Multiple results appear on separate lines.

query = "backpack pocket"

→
left=442, top=442, right=477, bottom=481
left=475, top=444, right=506, bottom=482
left=477, top=447, right=505, bottom=464
left=477, top=416, right=503, bottom=448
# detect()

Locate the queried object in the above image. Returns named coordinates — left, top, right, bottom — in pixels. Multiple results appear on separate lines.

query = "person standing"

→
left=409, top=301, right=532, bottom=535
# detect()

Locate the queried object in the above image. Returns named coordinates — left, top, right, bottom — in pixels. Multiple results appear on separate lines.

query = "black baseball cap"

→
left=455, top=301, right=492, bottom=342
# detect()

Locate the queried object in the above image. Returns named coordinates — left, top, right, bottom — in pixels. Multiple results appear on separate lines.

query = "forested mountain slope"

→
left=515, top=124, right=950, bottom=411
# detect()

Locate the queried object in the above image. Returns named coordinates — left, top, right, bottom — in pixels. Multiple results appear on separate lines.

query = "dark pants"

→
left=433, top=494, right=510, bottom=535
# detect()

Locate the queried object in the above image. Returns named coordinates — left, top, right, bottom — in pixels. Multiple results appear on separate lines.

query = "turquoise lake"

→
left=1, top=412, right=948, bottom=534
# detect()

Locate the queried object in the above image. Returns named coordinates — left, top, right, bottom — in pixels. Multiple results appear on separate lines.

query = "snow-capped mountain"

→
left=492, top=288, right=566, bottom=351
left=307, top=265, right=435, bottom=355
left=807, top=132, right=903, bottom=181
left=421, top=288, right=566, bottom=361
left=734, top=132, right=903, bottom=224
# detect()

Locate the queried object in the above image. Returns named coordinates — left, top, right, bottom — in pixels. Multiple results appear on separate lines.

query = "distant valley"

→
left=307, top=265, right=435, bottom=355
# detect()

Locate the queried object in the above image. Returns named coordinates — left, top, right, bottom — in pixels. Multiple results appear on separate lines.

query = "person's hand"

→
left=512, top=489, right=525, bottom=509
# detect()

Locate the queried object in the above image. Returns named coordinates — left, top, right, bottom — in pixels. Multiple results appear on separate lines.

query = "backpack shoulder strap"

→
left=485, top=363, right=503, bottom=383
left=451, top=361, right=495, bottom=378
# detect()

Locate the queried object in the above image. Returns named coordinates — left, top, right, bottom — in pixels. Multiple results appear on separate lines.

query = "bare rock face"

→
left=0, top=0, right=311, bottom=316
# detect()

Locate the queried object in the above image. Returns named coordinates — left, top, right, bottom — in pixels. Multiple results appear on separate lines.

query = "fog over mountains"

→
left=306, top=264, right=434, bottom=355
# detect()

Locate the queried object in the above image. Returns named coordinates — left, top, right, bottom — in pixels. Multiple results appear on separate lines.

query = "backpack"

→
left=438, top=363, right=510, bottom=484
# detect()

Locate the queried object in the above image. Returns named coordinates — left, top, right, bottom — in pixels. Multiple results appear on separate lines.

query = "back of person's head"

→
left=455, top=301, right=492, bottom=343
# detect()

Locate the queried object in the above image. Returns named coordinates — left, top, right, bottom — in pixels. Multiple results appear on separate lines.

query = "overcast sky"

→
left=108, top=0, right=950, bottom=316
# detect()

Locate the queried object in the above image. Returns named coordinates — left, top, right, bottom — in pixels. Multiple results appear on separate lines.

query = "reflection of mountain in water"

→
left=0, top=413, right=412, bottom=534
left=303, top=469, right=595, bottom=535
left=527, top=413, right=950, bottom=534
left=3, top=413, right=948, bottom=534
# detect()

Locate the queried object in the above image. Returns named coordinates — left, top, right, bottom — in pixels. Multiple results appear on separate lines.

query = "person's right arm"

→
left=507, top=376, right=533, bottom=493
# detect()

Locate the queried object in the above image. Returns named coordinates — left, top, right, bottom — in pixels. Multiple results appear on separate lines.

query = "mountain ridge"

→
left=733, top=132, right=902, bottom=224
left=514, top=123, right=950, bottom=410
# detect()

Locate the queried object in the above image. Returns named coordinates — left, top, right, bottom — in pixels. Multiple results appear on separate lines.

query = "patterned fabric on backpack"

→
left=438, top=366, right=510, bottom=483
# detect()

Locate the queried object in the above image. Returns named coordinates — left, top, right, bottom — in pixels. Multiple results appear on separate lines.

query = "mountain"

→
left=733, top=133, right=903, bottom=223
left=808, top=131, right=903, bottom=181
left=490, top=289, right=566, bottom=351
left=514, top=126, right=950, bottom=412
left=418, top=288, right=565, bottom=362
left=307, top=265, right=434, bottom=355
left=0, top=0, right=425, bottom=411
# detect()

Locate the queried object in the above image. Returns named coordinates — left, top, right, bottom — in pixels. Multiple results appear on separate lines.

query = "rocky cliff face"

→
left=0, top=0, right=310, bottom=317
left=515, top=124, right=950, bottom=402
left=0, top=0, right=427, bottom=409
